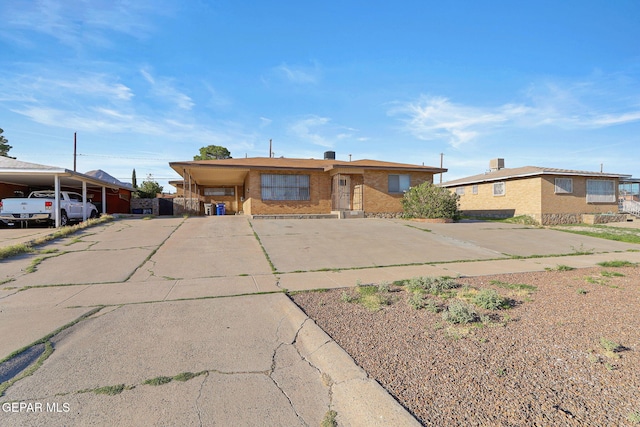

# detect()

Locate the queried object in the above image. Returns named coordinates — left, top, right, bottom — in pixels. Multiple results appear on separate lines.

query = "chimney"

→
left=489, top=158, right=505, bottom=171
left=324, top=151, right=336, bottom=160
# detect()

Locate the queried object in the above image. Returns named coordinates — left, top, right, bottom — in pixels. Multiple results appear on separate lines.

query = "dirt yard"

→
left=291, top=265, right=640, bottom=426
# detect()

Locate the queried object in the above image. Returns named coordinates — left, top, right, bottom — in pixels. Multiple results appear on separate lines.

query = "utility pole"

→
left=440, top=153, right=444, bottom=184
left=73, top=132, right=77, bottom=172
left=269, top=139, right=272, bottom=158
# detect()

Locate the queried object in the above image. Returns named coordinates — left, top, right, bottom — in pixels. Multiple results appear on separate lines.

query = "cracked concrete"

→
left=2, top=216, right=639, bottom=425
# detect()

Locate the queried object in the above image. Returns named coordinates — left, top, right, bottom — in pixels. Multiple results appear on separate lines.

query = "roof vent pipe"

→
left=324, top=151, right=336, bottom=160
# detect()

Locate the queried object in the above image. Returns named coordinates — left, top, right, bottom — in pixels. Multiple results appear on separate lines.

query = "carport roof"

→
left=0, top=157, right=131, bottom=190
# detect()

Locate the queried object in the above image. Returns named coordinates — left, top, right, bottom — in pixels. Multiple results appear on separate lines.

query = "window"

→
left=455, top=187, right=465, bottom=196
left=388, top=174, right=411, bottom=193
left=204, top=188, right=235, bottom=196
left=586, top=179, right=615, bottom=203
left=493, top=182, right=506, bottom=196
left=472, top=184, right=478, bottom=195
left=261, top=174, right=310, bottom=201
left=554, top=178, right=573, bottom=194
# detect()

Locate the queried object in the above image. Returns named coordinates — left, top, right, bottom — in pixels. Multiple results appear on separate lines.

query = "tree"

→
left=0, top=128, right=14, bottom=158
left=136, top=174, right=163, bottom=198
left=401, top=182, right=460, bottom=220
left=193, top=145, right=232, bottom=160
left=132, top=169, right=138, bottom=189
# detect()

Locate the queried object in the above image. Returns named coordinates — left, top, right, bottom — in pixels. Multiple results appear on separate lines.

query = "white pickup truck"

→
left=0, top=191, right=99, bottom=227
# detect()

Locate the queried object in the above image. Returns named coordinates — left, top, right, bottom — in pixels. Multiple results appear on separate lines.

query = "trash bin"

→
left=204, top=203, right=213, bottom=216
left=216, top=203, right=226, bottom=216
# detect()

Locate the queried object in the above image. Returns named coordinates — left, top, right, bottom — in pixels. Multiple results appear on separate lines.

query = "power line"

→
left=77, top=153, right=176, bottom=161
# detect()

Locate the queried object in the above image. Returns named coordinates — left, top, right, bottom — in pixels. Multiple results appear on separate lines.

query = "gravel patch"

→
left=291, top=266, right=640, bottom=426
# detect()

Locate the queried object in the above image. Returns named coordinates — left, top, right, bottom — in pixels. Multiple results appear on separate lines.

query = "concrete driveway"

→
left=1, top=216, right=639, bottom=426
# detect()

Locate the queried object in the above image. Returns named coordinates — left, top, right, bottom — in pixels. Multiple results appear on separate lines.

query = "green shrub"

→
left=402, top=182, right=460, bottom=220
left=473, top=289, right=508, bottom=310
left=340, top=291, right=357, bottom=303
left=424, top=298, right=441, bottom=313
left=442, top=301, right=477, bottom=324
left=408, top=292, right=425, bottom=310
left=377, top=281, right=391, bottom=293
left=405, top=276, right=459, bottom=295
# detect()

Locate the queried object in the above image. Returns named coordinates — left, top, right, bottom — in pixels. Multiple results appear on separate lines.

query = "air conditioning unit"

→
left=489, top=158, right=505, bottom=171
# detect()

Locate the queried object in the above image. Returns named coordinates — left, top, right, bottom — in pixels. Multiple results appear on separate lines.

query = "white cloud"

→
left=391, top=96, right=513, bottom=147
left=289, top=116, right=332, bottom=147
left=286, top=116, right=368, bottom=149
left=259, top=117, right=272, bottom=128
left=0, top=73, right=133, bottom=103
left=140, top=68, right=194, bottom=111
left=591, top=111, right=640, bottom=126
left=274, top=62, right=321, bottom=84
left=392, top=77, right=640, bottom=148
left=0, top=0, right=164, bottom=49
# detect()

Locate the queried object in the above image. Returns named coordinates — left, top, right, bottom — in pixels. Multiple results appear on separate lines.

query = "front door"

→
left=337, top=175, right=351, bottom=210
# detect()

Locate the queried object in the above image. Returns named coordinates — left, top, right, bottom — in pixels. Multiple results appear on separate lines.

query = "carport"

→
left=0, top=157, right=129, bottom=227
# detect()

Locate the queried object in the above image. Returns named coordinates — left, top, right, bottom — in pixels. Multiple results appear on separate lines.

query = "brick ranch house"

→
left=169, top=153, right=446, bottom=218
left=441, top=159, right=630, bottom=225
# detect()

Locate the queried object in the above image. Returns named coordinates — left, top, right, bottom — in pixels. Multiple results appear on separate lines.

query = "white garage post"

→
left=54, top=175, right=61, bottom=228
left=102, top=186, right=107, bottom=215
left=82, top=181, right=88, bottom=221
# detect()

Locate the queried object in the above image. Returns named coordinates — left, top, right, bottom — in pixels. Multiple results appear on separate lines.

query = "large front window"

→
left=586, top=179, right=615, bottom=203
left=261, top=174, right=310, bottom=201
left=388, top=174, right=410, bottom=193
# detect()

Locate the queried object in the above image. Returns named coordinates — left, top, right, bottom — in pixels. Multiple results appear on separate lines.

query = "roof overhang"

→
left=170, top=163, right=250, bottom=186
left=169, top=159, right=447, bottom=186
left=442, top=171, right=632, bottom=187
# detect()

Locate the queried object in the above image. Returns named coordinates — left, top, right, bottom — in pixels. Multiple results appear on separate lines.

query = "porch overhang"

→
left=169, top=162, right=249, bottom=186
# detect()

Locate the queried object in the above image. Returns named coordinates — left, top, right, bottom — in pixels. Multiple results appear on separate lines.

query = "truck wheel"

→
left=90, top=210, right=98, bottom=219
left=60, top=210, right=69, bottom=227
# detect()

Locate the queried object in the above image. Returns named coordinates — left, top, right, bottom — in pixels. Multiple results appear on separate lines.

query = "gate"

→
left=158, top=198, right=174, bottom=216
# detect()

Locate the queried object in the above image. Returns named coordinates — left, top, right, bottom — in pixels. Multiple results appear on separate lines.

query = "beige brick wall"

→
left=240, top=169, right=435, bottom=215
left=244, top=170, right=332, bottom=215
left=454, top=175, right=621, bottom=223
left=363, top=171, right=433, bottom=213
left=454, top=177, right=543, bottom=220
left=540, top=176, right=619, bottom=214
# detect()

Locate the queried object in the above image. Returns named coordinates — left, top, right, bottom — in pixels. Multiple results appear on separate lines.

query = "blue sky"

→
left=1, top=0, right=639, bottom=191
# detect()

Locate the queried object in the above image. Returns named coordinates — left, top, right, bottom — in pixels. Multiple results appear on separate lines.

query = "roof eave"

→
left=442, top=170, right=631, bottom=187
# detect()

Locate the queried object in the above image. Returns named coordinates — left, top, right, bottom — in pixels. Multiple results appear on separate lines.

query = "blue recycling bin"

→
left=216, top=203, right=226, bottom=216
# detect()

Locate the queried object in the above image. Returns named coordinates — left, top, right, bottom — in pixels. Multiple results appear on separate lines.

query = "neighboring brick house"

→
left=169, top=153, right=446, bottom=217
left=441, top=159, right=630, bottom=225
